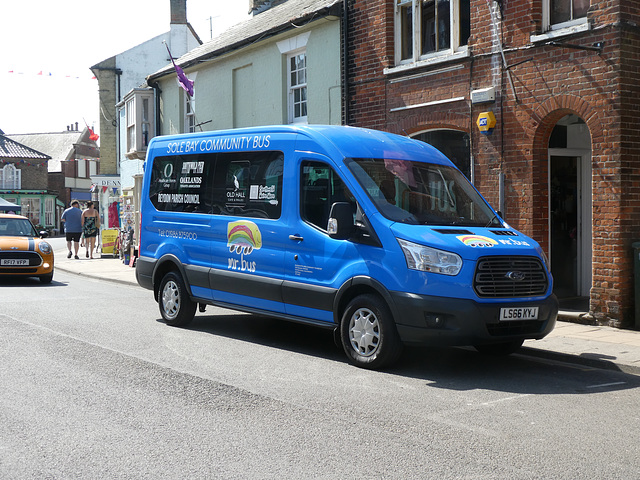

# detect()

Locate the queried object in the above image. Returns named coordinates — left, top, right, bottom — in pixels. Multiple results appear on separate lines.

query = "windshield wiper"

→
left=485, top=213, right=503, bottom=228
left=436, top=169, right=455, bottom=208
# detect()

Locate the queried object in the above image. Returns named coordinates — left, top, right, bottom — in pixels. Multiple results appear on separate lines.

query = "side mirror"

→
left=39, top=230, right=49, bottom=238
left=327, top=202, right=355, bottom=240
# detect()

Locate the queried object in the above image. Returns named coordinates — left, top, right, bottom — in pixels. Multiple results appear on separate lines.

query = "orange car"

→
left=0, top=213, right=54, bottom=283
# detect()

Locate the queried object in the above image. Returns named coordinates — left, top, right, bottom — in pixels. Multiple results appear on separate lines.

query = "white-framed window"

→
left=142, top=97, right=151, bottom=147
left=45, top=197, right=55, bottom=226
left=395, top=0, right=470, bottom=65
left=532, top=0, right=589, bottom=41
left=288, top=50, right=307, bottom=124
left=126, top=97, right=136, bottom=152
left=77, top=158, right=87, bottom=178
left=547, top=0, right=589, bottom=29
left=185, top=93, right=196, bottom=133
left=0, top=163, right=21, bottom=189
left=21, top=198, right=40, bottom=225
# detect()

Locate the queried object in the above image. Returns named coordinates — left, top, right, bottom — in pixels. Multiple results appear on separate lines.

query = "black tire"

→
left=39, top=271, right=53, bottom=284
left=474, top=339, right=524, bottom=356
left=340, top=294, right=403, bottom=369
left=158, top=271, right=196, bottom=327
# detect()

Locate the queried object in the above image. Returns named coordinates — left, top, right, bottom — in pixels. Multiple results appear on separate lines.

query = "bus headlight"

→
left=397, top=238, right=462, bottom=275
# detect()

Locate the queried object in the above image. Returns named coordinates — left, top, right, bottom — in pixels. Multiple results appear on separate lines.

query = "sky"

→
left=0, top=1, right=250, bottom=136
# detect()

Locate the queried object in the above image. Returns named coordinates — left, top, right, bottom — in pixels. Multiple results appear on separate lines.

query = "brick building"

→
left=0, top=133, right=56, bottom=229
left=345, top=0, right=640, bottom=327
left=8, top=124, right=100, bottom=211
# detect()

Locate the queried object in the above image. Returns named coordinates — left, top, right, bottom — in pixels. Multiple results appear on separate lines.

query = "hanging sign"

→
left=477, top=111, right=496, bottom=135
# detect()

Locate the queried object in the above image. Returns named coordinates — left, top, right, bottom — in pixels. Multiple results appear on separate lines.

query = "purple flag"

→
left=174, top=63, right=194, bottom=97
left=164, top=42, right=194, bottom=97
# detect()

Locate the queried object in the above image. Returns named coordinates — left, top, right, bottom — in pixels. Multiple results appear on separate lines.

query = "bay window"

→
left=123, top=88, right=155, bottom=159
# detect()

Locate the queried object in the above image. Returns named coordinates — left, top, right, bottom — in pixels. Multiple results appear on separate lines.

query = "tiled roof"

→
left=7, top=130, right=89, bottom=173
left=0, top=134, right=50, bottom=161
left=149, top=0, right=341, bottom=80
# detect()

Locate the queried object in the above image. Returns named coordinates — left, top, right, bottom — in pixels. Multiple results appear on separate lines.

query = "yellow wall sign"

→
left=477, top=111, right=496, bottom=135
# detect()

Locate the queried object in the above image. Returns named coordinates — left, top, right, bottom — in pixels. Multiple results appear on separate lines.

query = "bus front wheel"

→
left=340, top=294, right=403, bottom=369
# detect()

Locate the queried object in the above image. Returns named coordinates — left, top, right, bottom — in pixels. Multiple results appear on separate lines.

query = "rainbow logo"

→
left=227, top=220, right=262, bottom=255
left=456, top=235, right=498, bottom=248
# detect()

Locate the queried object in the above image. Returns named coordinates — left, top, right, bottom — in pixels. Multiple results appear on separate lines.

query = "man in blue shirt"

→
left=61, top=200, right=83, bottom=259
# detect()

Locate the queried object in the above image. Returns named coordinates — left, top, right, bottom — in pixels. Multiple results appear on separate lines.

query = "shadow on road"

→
left=159, top=311, right=640, bottom=396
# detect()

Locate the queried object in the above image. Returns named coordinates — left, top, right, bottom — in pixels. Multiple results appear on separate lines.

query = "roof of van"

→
left=295, top=125, right=452, bottom=164
left=148, top=124, right=453, bottom=166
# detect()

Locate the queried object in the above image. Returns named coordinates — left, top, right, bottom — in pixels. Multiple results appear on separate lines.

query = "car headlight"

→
left=38, top=241, right=52, bottom=254
left=397, top=238, right=462, bottom=275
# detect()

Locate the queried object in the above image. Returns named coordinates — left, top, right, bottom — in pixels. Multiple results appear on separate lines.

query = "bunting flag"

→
left=4, top=69, right=96, bottom=80
left=1, top=157, right=99, bottom=168
left=163, top=41, right=194, bottom=97
left=1, top=159, right=48, bottom=167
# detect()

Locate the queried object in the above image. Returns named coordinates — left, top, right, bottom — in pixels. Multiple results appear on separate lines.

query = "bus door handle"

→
left=289, top=234, right=304, bottom=242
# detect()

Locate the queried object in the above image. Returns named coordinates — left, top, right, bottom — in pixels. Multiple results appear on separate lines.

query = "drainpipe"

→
left=149, top=81, right=163, bottom=137
left=342, top=0, right=349, bottom=125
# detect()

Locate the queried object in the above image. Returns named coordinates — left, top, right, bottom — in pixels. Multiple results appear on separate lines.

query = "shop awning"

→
left=0, top=197, right=21, bottom=211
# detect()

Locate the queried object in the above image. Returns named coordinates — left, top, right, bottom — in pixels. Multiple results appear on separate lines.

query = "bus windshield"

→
left=345, top=157, right=501, bottom=227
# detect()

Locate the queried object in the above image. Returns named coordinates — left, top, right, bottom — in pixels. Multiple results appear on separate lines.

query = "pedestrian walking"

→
left=82, top=201, right=101, bottom=259
left=61, top=201, right=83, bottom=259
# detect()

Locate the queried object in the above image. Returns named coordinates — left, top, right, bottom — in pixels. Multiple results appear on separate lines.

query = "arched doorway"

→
left=548, top=114, right=592, bottom=304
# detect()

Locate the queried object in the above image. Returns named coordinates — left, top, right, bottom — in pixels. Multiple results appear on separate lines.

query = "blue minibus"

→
left=136, top=125, right=557, bottom=369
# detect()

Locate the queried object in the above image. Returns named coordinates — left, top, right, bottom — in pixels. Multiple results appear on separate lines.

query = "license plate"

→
left=1, top=259, right=29, bottom=266
left=500, top=307, right=539, bottom=321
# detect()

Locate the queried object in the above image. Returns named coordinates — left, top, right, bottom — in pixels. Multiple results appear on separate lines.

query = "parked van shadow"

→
left=164, top=312, right=344, bottom=362
left=167, top=313, right=640, bottom=396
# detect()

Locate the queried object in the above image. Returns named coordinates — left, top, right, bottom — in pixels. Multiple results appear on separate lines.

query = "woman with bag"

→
left=81, top=201, right=101, bottom=259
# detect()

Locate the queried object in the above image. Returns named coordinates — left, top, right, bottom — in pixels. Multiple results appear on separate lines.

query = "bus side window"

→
left=301, top=161, right=355, bottom=231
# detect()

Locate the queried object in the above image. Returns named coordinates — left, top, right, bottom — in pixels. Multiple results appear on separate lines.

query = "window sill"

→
left=384, top=48, right=470, bottom=76
left=125, top=150, right=146, bottom=161
left=530, top=19, right=589, bottom=44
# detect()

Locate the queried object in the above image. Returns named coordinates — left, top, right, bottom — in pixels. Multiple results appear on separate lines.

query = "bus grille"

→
left=474, top=256, right=548, bottom=298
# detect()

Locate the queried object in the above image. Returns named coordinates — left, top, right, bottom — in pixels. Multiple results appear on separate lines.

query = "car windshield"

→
left=345, top=158, right=501, bottom=227
left=0, top=218, right=38, bottom=237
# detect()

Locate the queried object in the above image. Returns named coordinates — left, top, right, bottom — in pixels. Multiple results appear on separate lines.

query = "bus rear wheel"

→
left=158, top=271, right=196, bottom=327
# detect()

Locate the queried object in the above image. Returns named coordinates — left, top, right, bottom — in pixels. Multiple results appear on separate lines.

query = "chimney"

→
left=250, top=0, right=286, bottom=14
left=170, top=0, right=187, bottom=24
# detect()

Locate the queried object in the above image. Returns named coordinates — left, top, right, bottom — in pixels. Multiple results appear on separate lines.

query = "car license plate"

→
left=1, top=259, right=29, bottom=266
left=500, top=307, right=539, bottom=321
